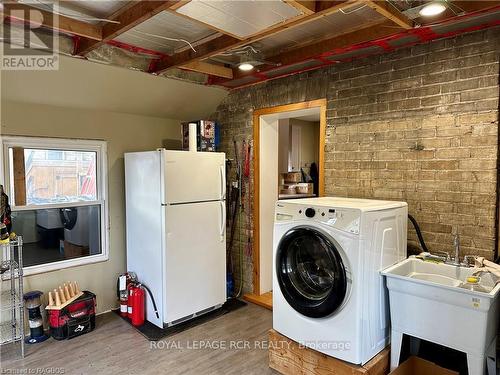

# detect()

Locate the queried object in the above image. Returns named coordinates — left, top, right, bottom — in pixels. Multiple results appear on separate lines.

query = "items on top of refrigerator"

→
left=182, top=120, right=219, bottom=152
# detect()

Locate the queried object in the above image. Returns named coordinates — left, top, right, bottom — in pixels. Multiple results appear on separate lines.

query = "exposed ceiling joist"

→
left=180, top=61, right=233, bottom=79
left=76, top=1, right=187, bottom=55
left=284, top=0, right=317, bottom=15
left=157, top=34, right=242, bottom=71
left=364, top=0, right=414, bottom=29
left=230, top=19, right=400, bottom=80
left=272, top=19, right=401, bottom=65
left=153, top=0, right=356, bottom=74
left=1, top=2, right=102, bottom=41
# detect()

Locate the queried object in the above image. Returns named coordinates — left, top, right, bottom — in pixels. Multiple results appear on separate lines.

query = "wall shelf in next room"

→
left=278, top=193, right=316, bottom=200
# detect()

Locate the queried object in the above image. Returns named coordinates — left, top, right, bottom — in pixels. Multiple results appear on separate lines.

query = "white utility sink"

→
left=382, top=256, right=500, bottom=375
left=388, top=257, right=498, bottom=292
left=407, top=272, right=462, bottom=288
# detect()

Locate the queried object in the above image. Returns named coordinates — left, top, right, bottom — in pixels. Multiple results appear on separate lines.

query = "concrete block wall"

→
left=213, top=28, right=500, bottom=294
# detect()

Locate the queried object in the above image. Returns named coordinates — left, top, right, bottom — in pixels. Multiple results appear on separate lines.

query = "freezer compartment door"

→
left=162, top=150, right=226, bottom=204
left=164, top=201, right=226, bottom=324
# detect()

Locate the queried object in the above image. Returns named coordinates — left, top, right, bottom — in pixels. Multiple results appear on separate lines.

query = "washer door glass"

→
left=276, top=227, right=347, bottom=318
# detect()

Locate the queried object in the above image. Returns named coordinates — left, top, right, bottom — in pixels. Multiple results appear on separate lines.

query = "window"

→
left=1, top=136, right=108, bottom=275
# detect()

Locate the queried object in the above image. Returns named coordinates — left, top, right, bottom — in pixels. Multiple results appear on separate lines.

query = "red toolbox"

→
left=48, top=291, right=96, bottom=340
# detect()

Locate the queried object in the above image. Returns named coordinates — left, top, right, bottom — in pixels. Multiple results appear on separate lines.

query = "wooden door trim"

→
left=251, top=98, right=327, bottom=296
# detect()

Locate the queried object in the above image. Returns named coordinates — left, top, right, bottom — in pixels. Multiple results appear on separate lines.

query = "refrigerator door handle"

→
left=219, top=201, right=226, bottom=242
left=220, top=165, right=226, bottom=200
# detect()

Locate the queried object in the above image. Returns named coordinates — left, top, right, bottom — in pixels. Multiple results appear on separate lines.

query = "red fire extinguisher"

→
left=127, top=284, right=136, bottom=318
left=131, top=284, right=145, bottom=326
left=118, top=272, right=137, bottom=317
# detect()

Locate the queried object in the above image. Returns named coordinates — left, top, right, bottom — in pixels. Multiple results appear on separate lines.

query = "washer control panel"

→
left=276, top=203, right=360, bottom=234
left=304, top=208, right=316, bottom=218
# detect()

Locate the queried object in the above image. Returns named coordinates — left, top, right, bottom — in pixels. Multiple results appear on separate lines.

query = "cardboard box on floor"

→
left=389, top=357, right=459, bottom=375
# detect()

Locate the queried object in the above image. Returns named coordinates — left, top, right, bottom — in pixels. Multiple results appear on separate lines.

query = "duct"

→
left=0, top=22, right=209, bottom=86
left=161, top=68, right=209, bottom=85
left=86, top=44, right=210, bottom=85
left=0, top=22, right=74, bottom=56
left=86, top=44, right=153, bottom=71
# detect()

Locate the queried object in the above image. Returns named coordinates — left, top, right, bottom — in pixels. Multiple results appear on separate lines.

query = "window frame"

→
left=0, top=135, right=109, bottom=276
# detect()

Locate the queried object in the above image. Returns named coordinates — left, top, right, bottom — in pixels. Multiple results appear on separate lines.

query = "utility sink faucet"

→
left=452, top=233, right=460, bottom=266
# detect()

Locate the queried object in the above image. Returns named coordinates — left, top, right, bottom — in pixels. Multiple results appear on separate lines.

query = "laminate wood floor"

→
left=1, top=303, right=276, bottom=375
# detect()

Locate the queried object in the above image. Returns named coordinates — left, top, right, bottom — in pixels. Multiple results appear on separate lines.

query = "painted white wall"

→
left=1, top=100, right=182, bottom=313
left=259, top=116, right=279, bottom=294
left=258, top=108, right=320, bottom=295
left=1, top=55, right=228, bottom=120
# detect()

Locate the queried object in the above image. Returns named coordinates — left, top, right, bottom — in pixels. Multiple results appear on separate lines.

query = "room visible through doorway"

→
left=244, top=99, right=326, bottom=309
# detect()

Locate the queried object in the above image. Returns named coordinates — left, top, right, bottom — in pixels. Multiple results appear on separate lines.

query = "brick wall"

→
left=213, top=28, right=500, bottom=294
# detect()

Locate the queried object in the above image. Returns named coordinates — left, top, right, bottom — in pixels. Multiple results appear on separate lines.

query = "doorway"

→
left=244, top=99, right=326, bottom=309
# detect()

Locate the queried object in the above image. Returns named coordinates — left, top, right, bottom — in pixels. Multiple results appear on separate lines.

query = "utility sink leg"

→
left=486, top=336, right=497, bottom=375
left=390, top=330, right=403, bottom=371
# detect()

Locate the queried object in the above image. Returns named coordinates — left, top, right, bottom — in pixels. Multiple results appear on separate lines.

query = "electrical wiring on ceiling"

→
left=218, top=45, right=260, bottom=56
left=446, top=0, right=467, bottom=16
left=122, top=31, right=176, bottom=53
left=339, top=4, right=367, bottom=15
left=0, top=36, right=77, bottom=58
left=129, top=29, right=197, bottom=52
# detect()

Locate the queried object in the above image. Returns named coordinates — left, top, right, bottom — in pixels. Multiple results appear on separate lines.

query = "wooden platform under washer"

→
left=269, top=329, right=390, bottom=375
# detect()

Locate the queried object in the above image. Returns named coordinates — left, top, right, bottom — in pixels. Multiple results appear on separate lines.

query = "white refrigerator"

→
left=125, top=149, right=226, bottom=328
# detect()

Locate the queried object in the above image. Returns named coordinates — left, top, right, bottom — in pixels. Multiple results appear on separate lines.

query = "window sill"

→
left=22, top=253, right=109, bottom=277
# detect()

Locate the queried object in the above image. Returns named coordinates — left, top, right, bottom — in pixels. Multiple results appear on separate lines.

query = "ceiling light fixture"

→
left=238, top=62, right=254, bottom=71
left=419, top=2, right=447, bottom=16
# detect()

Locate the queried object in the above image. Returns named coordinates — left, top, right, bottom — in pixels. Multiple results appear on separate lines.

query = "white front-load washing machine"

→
left=273, top=197, right=407, bottom=365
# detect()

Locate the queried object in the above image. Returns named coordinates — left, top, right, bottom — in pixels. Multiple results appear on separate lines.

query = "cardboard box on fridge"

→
left=389, top=357, right=459, bottom=375
left=181, top=120, right=218, bottom=152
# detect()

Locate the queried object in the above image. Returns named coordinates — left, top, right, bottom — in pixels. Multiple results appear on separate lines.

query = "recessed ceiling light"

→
left=238, top=63, right=254, bottom=71
left=419, top=2, right=447, bottom=16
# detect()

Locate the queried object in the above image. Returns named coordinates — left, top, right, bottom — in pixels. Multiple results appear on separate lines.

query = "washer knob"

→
left=305, top=208, right=316, bottom=218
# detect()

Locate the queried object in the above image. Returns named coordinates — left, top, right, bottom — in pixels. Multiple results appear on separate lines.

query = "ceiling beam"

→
left=270, top=19, right=401, bottom=65
left=156, top=34, right=241, bottom=72
left=153, top=0, right=356, bottom=74
left=180, top=61, right=233, bottom=79
left=1, top=2, right=102, bottom=40
left=76, top=1, right=186, bottom=55
left=363, top=0, right=414, bottom=29
left=230, top=20, right=401, bottom=80
left=284, top=1, right=316, bottom=15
